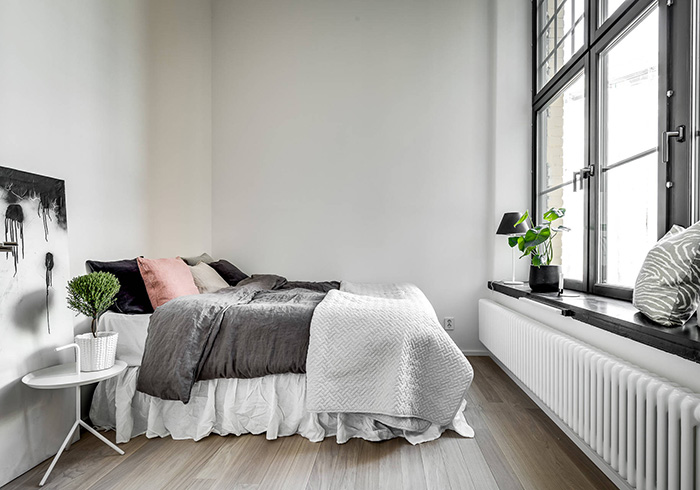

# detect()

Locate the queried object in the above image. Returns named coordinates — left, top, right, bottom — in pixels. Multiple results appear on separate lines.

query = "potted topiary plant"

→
left=66, top=272, right=121, bottom=371
left=508, top=207, right=569, bottom=293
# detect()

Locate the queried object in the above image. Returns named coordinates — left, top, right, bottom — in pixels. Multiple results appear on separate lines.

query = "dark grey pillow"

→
left=633, top=222, right=700, bottom=326
left=181, top=253, right=215, bottom=266
left=86, top=258, right=154, bottom=314
left=209, top=259, right=249, bottom=286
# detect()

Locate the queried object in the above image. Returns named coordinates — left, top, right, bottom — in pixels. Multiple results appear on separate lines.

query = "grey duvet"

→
left=136, top=275, right=335, bottom=403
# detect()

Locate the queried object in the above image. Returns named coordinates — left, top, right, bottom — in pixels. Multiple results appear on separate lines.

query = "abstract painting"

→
left=0, top=166, right=74, bottom=487
left=0, top=166, right=69, bottom=334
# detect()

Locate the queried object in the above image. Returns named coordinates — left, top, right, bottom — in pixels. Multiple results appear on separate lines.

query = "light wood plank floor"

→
left=3, top=356, right=615, bottom=490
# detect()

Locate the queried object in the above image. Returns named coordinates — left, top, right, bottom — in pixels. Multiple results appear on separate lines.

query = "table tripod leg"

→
left=79, top=420, right=124, bottom=455
left=39, top=420, right=80, bottom=486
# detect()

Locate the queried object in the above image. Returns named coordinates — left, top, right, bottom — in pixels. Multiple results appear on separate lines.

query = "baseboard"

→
left=462, top=349, right=489, bottom=356
left=484, top=351, right=632, bottom=490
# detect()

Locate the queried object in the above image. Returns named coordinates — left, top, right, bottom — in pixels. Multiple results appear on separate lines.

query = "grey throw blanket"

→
left=136, top=275, right=334, bottom=403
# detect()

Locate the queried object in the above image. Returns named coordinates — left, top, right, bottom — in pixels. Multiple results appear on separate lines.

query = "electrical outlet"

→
left=443, top=317, right=454, bottom=331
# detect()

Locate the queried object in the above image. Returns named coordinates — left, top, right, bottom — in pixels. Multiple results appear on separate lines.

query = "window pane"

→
left=539, top=188, right=585, bottom=281
left=602, top=8, right=659, bottom=165
left=537, top=73, right=586, bottom=281
left=599, top=154, right=658, bottom=287
left=537, top=0, right=585, bottom=89
left=574, top=21, right=584, bottom=53
left=539, top=74, right=586, bottom=195
left=599, top=7, right=659, bottom=287
left=599, top=0, right=626, bottom=26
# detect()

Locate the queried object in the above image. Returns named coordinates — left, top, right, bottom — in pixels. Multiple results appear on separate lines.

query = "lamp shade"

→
left=496, top=212, right=529, bottom=235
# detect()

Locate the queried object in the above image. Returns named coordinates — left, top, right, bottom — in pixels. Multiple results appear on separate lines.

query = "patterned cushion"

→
left=633, top=222, right=700, bottom=326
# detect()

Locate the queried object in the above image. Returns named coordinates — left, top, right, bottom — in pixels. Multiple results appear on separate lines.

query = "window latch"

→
left=662, top=125, right=685, bottom=164
left=572, top=165, right=594, bottom=192
left=581, top=164, right=595, bottom=179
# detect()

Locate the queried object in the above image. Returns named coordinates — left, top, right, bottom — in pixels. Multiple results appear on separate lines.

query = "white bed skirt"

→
left=90, top=368, right=473, bottom=445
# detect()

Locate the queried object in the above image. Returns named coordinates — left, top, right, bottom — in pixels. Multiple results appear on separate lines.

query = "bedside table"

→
left=22, top=343, right=127, bottom=486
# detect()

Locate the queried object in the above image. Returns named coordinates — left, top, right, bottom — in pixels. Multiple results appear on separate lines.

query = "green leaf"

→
left=531, top=254, right=542, bottom=267
left=514, top=210, right=529, bottom=227
left=518, top=225, right=551, bottom=250
left=508, top=236, right=519, bottom=248
left=552, top=225, right=571, bottom=232
left=543, top=207, right=566, bottom=222
left=521, top=228, right=537, bottom=242
left=520, top=245, right=539, bottom=258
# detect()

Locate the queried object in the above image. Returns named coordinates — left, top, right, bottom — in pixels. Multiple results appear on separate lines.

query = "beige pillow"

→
left=189, top=262, right=229, bottom=294
left=181, top=253, right=215, bottom=266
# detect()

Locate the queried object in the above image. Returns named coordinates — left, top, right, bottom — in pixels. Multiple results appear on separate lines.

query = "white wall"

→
left=0, top=1, right=212, bottom=485
left=489, top=0, right=532, bottom=284
left=212, top=0, right=496, bottom=351
left=145, top=0, right=213, bottom=257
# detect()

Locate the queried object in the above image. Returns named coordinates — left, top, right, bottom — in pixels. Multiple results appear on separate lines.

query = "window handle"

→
left=662, top=125, right=685, bottom=164
left=572, top=166, right=594, bottom=192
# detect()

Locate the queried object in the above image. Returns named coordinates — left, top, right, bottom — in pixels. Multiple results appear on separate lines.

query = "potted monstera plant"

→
left=508, top=207, right=569, bottom=293
left=66, top=272, right=121, bottom=371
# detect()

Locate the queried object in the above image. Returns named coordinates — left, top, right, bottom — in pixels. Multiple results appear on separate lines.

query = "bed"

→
left=90, top=275, right=474, bottom=445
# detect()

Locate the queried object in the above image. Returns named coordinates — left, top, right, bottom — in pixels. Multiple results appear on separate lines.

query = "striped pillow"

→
left=633, top=222, right=700, bottom=326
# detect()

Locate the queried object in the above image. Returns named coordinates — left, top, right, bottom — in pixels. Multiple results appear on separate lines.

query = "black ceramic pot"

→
left=528, top=265, right=560, bottom=293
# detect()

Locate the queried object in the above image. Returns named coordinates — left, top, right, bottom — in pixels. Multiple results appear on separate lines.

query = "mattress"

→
left=100, top=311, right=150, bottom=367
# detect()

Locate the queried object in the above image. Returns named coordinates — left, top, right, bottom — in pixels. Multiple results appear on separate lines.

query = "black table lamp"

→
left=496, top=212, right=529, bottom=285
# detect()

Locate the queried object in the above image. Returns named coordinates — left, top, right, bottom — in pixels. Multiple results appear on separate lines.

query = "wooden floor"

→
left=4, top=356, right=615, bottom=490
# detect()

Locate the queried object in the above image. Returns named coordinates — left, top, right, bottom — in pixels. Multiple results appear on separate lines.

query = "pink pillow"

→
left=137, top=257, right=199, bottom=308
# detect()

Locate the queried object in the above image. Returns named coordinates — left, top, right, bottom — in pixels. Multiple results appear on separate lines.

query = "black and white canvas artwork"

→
left=0, top=165, right=71, bottom=336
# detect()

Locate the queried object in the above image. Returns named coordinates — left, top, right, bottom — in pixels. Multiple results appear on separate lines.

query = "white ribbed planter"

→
left=75, top=331, right=118, bottom=372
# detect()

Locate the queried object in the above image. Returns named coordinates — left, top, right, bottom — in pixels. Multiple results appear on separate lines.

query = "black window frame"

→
left=531, top=0, right=694, bottom=301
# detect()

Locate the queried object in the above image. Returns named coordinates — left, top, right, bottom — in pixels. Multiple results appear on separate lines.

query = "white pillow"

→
left=188, top=262, right=229, bottom=294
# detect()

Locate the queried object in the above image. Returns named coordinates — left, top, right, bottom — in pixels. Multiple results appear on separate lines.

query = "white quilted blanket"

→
left=306, top=282, right=473, bottom=431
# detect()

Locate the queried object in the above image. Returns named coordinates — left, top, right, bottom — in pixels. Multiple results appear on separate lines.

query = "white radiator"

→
left=479, top=299, right=700, bottom=490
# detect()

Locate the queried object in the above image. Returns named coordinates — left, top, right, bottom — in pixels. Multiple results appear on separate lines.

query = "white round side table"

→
left=22, top=343, right=127, bottom=486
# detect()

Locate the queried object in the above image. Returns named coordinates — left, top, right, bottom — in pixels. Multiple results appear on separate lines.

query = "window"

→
left=536, top=0, right=585, bottom=89
left=532, top=0, right=696, bottom=299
